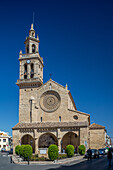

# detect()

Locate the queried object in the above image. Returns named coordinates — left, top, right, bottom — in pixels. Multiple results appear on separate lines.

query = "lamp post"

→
left=61, top=140, right=62, bottom=153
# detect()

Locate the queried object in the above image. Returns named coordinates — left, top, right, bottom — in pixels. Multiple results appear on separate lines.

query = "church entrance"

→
left=21, top=134, right=35, bottom=153
left=62, top=132, right=79, bottom=153
left=38, top=133, right=58, bottom=148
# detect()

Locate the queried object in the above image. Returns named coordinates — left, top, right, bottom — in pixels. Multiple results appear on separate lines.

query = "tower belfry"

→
left=16, top=24, right=44, bottom=88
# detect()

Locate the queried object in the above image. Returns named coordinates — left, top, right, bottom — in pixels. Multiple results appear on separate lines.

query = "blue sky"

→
left=0, top=0, right=113, bottom=139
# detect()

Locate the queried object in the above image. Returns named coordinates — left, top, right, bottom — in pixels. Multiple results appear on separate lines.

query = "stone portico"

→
left=13, top=121, right=89, bottom=155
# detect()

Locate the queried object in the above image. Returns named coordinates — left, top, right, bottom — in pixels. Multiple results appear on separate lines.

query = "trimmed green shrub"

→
left=48, top=144, right=58, bottom=161
left=19, top=145, right=25, bottom=157
left=23, top=145, right=32, bottom=160
left=15, top=145, right=21, bottom=155
left=66, top=145, right=74, bottom=157
left=78, top=145, right=86, bottom=155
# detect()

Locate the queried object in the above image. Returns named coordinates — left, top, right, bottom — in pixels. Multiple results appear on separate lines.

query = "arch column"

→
left=34, top=63, right=37, bottom=78
left=20, top=63, right=24, bottom=79
left=35, top=138, right=38, bottom=154
left=58, top=138, right=62, bottom=152
left=27, top=64, right=30, bottom=79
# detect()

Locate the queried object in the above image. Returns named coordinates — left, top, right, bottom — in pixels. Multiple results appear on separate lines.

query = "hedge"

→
left=78, top=145, right=86, bottom=155
left=48, top=144, right=58, bottom=161
left=15, top=145, right=21, bottom=155
left=66, top=145, right=74, bottom=157
left=15, top=145, right=32, bottom=160
left=19, top=145, right=25, bottom=157
left=23, top=145, right=32, bottom=160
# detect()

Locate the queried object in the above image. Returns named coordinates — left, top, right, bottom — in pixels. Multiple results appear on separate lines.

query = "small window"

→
left=0, top=139, right=1, bottom=142
left=41, top=117, right=42, bottom=122
left=49, top=83, right=52, bottom=90
left=3, top=145, right=6, bottom=148
left=3, top=139, right=6, bottom=142
left=0, top=145, right=1, bottom=148
left=59, top=116, right=61, bottom=122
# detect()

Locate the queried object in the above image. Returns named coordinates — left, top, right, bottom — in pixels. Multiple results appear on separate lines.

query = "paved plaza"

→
left=0, top=152, right=112, bottom=170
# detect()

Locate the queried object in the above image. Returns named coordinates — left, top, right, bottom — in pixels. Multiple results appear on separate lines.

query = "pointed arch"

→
left=38, top=133, right=58, bottom=148
left=21, top=134, right=35, bottom=153
left=62, top=132, right=79, bottom=152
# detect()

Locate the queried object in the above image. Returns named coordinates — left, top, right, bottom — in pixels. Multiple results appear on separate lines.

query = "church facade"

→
left=12, top=24, right=106, bottom=155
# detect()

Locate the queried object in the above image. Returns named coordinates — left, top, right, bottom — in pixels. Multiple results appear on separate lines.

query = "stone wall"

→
left=12, top=130, right=20, bottom=154
left=90, top=129, right=105, bottom=149
left=19, top=79, right=89, bottom=124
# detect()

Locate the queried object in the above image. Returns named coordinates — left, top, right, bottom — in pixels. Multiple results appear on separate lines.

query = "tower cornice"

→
left=24, top=37, right=40, bottom=44
left=19, top=54, right=44, bottom=67
left=16, top=77, right=43, bottom=88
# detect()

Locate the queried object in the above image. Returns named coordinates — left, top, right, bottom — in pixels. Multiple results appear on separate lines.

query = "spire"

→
left=65, top=83, right=68, bottom=90
left=30, top=23, right=34, bottom=30
left=29, top=23, right=35, bottom=38
left=19, top=50, right=22, bottom=54
left=37, top=34, right=39, bottom=40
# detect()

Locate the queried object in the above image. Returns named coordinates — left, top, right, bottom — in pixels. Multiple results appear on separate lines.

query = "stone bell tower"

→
left=16, top=24, right=44, bottom=123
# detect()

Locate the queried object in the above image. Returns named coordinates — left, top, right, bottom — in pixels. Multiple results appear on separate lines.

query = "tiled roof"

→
left=0, top=133, right=8, bottom=137
left=89, top=123, right=105, bottom=129
left=12, top=121, right=88, bottom=130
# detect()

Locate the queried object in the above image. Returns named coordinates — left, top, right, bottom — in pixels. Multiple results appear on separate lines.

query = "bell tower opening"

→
left=31, top=63, right=34, bottom=78
left=32, top=44, right=36, bottom=53
left=24, top=64, right=27, bottom=79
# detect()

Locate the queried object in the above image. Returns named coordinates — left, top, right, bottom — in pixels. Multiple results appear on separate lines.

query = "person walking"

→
left=107, top=148, right=112, bottom=168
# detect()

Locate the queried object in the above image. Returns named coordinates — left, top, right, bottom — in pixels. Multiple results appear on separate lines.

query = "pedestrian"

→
left=107, top=148, right=112, bottom=168
left=87, top=148, right=92, bottom=160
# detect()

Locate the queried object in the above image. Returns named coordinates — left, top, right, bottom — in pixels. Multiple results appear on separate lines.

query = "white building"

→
left=106, top=135, right=111, bottom=147
left=0, top=131, right=12, bottom=151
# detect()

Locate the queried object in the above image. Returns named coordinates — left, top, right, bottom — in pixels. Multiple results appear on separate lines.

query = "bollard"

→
left=10, top=156, right=12, bottom=163
left=28, top=156, right=29, bottom=165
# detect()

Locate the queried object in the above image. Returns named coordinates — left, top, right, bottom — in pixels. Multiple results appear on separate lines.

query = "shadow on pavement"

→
left=46, top=160, right=88, bottom=170
left=46, top=156, right=110, bottom=170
